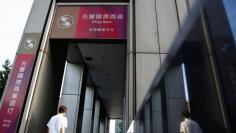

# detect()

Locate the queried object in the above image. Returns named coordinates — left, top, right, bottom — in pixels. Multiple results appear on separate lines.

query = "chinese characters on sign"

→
left=82, top=13, right=122, bottom=32
left=3, top=61, right=26, bottom=128
left=0, top=54, right=35, bottom=133
left=82, top=14, right=124, bottom=32
left=82, top=13, right=124, bottom=20
left=76, top=6, right=127, bottom=39
left=51, top=6, right=127, bottom=40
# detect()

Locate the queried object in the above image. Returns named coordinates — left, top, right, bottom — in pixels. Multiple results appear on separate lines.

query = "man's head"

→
left=181, top=110, right=191, bottom=119
left=58, top=105, right=67, bottom=115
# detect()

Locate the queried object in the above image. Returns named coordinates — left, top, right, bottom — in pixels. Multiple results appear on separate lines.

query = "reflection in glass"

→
left=223, top=0, right=236, bottom=42
left=181, top=63, right=189, bottom=102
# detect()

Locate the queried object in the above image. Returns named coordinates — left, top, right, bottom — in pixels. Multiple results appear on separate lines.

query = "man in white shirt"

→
left=47, top=105, right=68, bottom=133
left=180, top=110, right=202, bottom=133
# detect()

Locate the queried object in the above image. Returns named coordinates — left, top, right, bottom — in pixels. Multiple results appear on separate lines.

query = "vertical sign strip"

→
left=0, top=54, right=35, bottom=133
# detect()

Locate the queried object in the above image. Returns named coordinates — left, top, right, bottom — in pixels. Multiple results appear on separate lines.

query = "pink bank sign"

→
left=76, top=6, right=127, bottom=39
left=0, top=54, right=35, bottom=133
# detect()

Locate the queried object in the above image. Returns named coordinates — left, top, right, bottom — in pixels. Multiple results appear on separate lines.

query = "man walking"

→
left=180, top=110, right=202, bottom=133
left=47, top=105, right=68, bottom=133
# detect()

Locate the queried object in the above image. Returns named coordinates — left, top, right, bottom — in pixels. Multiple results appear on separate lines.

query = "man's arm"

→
left=180, top=122, right=186, bottom=133
left=60, top=117, right=67, bottom=133
left=47, top=127, right=50, bottom=133
left=60, top=127, right=65, bottom=133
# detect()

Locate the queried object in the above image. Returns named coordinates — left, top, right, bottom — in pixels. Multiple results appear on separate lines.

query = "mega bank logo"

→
left=57, top=15, right=75, bottom=29
left=24, top=37, right=37, bottom=49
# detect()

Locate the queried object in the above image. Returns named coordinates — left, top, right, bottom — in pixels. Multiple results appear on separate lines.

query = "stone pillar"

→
left=165, top=65, right=187, bottom=133
left=93, top=99, right=100, bottom=133
left=151, top=89, right=163, bottom=132
left=104, top=116, right=109, bottom=133
left=81, top=86, right=95, bottom=133
left=60, top=63, right=85, bottom=133
left=136, top=120, right=144, bottom=133
left=99, top=116, right=105, bottom=133
left=144, top=103, right=151, bottom=133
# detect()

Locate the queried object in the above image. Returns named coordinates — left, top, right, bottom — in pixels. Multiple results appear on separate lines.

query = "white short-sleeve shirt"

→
left=47, top=114, right=68, bottom=133
left=180, top=118, right=202, bottom=133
